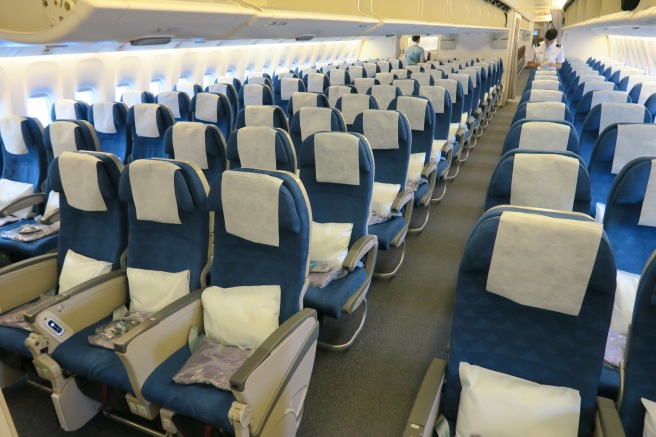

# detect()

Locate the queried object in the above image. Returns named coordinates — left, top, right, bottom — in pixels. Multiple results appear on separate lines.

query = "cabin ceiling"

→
left=503, top=0, right=556, bottom=21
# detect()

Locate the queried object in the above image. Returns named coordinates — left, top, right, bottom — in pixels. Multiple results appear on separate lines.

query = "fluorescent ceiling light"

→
left=552, top=0, right=567, bottom=7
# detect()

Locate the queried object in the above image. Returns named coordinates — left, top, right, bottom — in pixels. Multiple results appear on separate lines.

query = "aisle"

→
left=298, top=70, right=529, bottom=437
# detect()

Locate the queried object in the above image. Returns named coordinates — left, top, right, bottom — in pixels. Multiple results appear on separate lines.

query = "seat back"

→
left=391, top=69, right=410, bottom=79
left=614, top=70, right=646, bottom=89
left=619, top=75, right=656, bottom=96
left=411, top=73, right=434, bottom=87
left=574, top=90, right=631, bottom=136
left=389, top=96, right=436, bottom=166
left=289, top=107, right=346, bottom=161
left=216, top=76, right=243, bottom=94
left=347, top=65, right=366, bottom=82
left=352, top=110, right=411, bottom=186
left=443, top=207, right=615, bottom=437
left=327, top=69, right=351, bottom=86
left=389, top=59, right=401, bottom=70
left=244, top=74, right=273, bottom=92
left=0, top=116, right=47, bottom=193
left=353, top=78, right=378, bottom=95
left=126, top=103, right=176, bottom=161
left=629, top=81, right=656, bottom=106
left=512, top=102, right=573, bottom=126
left=119, top=158, right=211, bottom=291
left=569, top=81, right=617, bottom=115
left=273, top=78, right=306, bottom=109
left=368, top=85, right=402, bottom=110
left=363, top=63, right=380, bottom=79
left=503, top=120, right=579, bottom=155
left=526, top=80, right=565, bottom=92
left=325, top=85, right=357, bottom=108
left=49, top=151, right=127, bottom=272
left=174, top=82, right=203, bottom=99
left=448, top=73, right=474, bottom=117
left=121, top=90, right=156, bottom=108
left=235, top=105, right=290, bottom=132
left=207, top=168, right=311, bottom=322
left=156, top=91, right=192, bottom=122
left=50, top=99, right=90, bottom=121
left=406, top=65, right=424, bottom=76
left=459, top=68, right=482, bottom=108
left=44, top=120, right=100, bottom=166
left=287, top=92, right=330, bottom=118
left=418, top=85, right=453, bottom=141
left=272, top=69, right=297, bottom=85
left=298, top=131, right=374, bottom=246
left=566, top=75, right=605, bottom=100
left=227, top=126, right=296, bottom=173
left=88, top=102, right=131, bottom=163
left=191, top=92, right=234, bottom=140
left=519, top=89, right=567, bottom=106
left=434, top=79, right=464, bottom=125
left=392, top=79, right=420, bottom=97
left=485, top=150, right=591, bottom=213
left=377, top=60, right=391, bottom=73
left=164, top=122, right=227, bottom=185
left=206, top=83, right=239, bottom=125
left=375, top=72, right=397, bottom=86
left=336, top=94, right=379, bottom=129
left=303, top=73, right=330, bottom=94
left=238, top=84, right=275, bottom=110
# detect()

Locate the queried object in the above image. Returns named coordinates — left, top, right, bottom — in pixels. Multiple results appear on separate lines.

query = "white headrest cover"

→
left=525, top=102, right=566, bottom=121
left=413, top=73, right=433, bottom=87
left=328, top=86, right=352, bottom=108
left=300, top=107, right=333, bottom=141
left=397, top=97, right=428, bottom=131
left=0, top=116, right=28, bottom=155
left=576, top=71, right=600, bottom=78
left=363, top=64, right=378, bottom=77
left=419, top=86, right=446, bottom=114
left=391, top=69, right=409, bottom=79
left=134, top=104, right=161, bottom=138
left=171, top=123, right=208, bottom=170
left=590, top=90, right=629, bottom=109
left=330, top=69, right=347, bottom=86
left=222, top=170, right=282, bottom=247
left=377, top=61, right=391, bottom=73
left=582, top=81, right=615, bottom=95
left=535, top=70, right=558, bottom=76
left=533, top=75, right=559, bottom=81
left=407, top=66, right=422, bottom=74
left=348, top=66, right=364, bottom=80
left=177, top=82, right=197, bottom=98
left=626, top=76, right=656, bottom=94
left=207, top=84, right=229, bottom=95
left=249, top=72, right=265, bottom=78
left=248, top=76, right=267, bottom=86
left=434, top=79, right=459, bottom=103
left=236, top=127, right=278, bottom=171
left=315, top=132, right=360, bottom=186
left=529, top=90, right=564, bottom=102
left=487, top=211, right=602, bottom=316
left=92, top=102, right=118, bottom=134
left=393, top=79, right=417, bottom=96
left=612, top=124, right=656, bottom=174
left=291, top=92, right=319, bottom=114
left=639, top=160, right=656, bottom=227
left=363, top=111, right=399, bottom=150
left=195, top=93, right=220, bottom=123
left=130, top=160, right=182, bottom=225
left=157, top=91, right=182, bottom=119
left=449, top=74, right=470, bottom=95
left=376, top=73, right=395, bottom=85
left=59, top=152, right=107, bottom=212
left=243, top=84, right=264, bottom=107
left=354, top=78, right=376, bottom=95
left=619, top=69, right=645, bottom=81
left=216, top=76, right=235, bottom=86
left=280, top=78, right=301, bottom=101
left=122, top=90, right=143, bottom=108
left=308, top=73, right=326, bottom=93
left=600, top=103, right=645, bottom=133
left=519, top=122, right=570, bottom=151
left=371, top=85, right=398, bottom=110
left=50, top=121, right=79, bottom=157
left=510, top=153, right=579, bottom=211
left=245, top=106, right=275, bottom=128
left=341, top=94, right=372, bottom=125
left=578, top=75, right=605, bottom=84
left=530, top=81, right=561, bottom=91
left=55, top=99, right=79, bottom=120
left=638, top=82, right=656, bottom=105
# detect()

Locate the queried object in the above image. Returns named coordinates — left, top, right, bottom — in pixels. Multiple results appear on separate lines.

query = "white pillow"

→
left=201, top=285, right=280, bottom=350
left=611, top=270, right=640, bottom=335
left=371, top=182, right=400, bottom=218
left=128, top=267, right=190, bottom=313
left=408, top=153, right=425, bottom=184
left=595, top=202, right=606, bottom=224
left=309, top=222, right=352, bottom=269
left=643, top=398, right=656, bottom=437
left=44, top=191, right=60, bottom=218
left=456, top=362, right=581, bottom=437
left=0, top=178, right=34, bottom=217
left=59, top=249, right=113, bottom=293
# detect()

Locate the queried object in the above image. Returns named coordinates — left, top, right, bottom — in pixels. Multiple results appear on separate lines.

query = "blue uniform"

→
left=405, top=43, right=425, bottom=66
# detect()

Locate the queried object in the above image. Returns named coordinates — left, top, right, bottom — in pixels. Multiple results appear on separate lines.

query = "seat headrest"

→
left=122, top=90, right=146, bottom=108
left=360, top=110, right=407, bottom=149
left=448, top=74, right=471, bottom=94
left=170, top=122, right=213, bottom=170
left=176, top=82, right=200, bottom=98
left=581, top=81, right=615, bottom=96
left=290, top=92, right=321, bottom=114
left=298, top=107, right=336, bottom=141
left=353, top=78, right=376, bottom=94
left=393, top=79, right=418, bottom=96
left=280, top=78, right=303, bottom=100
left=487, top=211, right=603, bottom=316
left=329, top=69, right=348, bottom=86
left=327, top=85, right=353, bottom=108
left=314, top=132, right=364, bottom=185
left=157, top=91, right=186, bottom=119
left=48, top=121, right=87, bottom=157
left=206, top=83, right=234, bottom=95
left=413, top=73, right=433, bottom=87
left=0, top=116, right=29, bottom=155
left=54, top=99, right=80, bottom=120
left=307, top=73, right=327, bottom=93
left=528, top=90, right=565, bottom=102
left=524, top=102, right=567, bottom=121
left=375, top=73, right=396, bottom=85
left=195, top=93, right=222, bottom=123
left=530, top=80, right=561, bottom=91
left=433, top=79, right=460, bottom=102
left=56, top=151, right=117, bottom=212
left=395, top=96, right=429, bottom=130
left=611, top=124, right=656, bottom=174
left=518, top=122, right=571, bottom=151
left=243, top=105, right=276, bottom=128
left=243, top=84, right=266, bottom=107
left=232, top=126, right=280, bottom=170
left=599, top=103, right=647, bottom=133
left=133, top=104, right=163, bottom=138
left=370, top=84, right=400, bottom=110
left=590, top=90, right=629, bottom=109
left=340, top=94, right=375, bottom=125
left=92, top=102, right=119, bottom=134
left=419, top=86, right=449, bottom=113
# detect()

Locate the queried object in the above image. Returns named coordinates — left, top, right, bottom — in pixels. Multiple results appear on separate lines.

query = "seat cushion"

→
left=51, top=317, right=135, bottom=395
left=449, top=123, right=459, bottom=138
left=413, top=181, right=430, bottom=207
left=304, top=267, right=367, bottom=319
left=438, top=159, right=449, bottom=180
left=142, top=346, right=235, bottom=432
left=368, top=216, right=405, bottom=250
left=598, top=365, right=620, bottom=401
left=0, top=325, right=30, bottom=356
left=0, top=219, right=59, bottom=262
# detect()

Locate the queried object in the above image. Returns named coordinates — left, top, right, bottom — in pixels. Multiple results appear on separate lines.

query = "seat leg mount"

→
left=230, top=401, right=252, bottom=437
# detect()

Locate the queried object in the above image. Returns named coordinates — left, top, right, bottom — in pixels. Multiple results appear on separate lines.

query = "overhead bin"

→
left=564, top=0, right=656, bottom=37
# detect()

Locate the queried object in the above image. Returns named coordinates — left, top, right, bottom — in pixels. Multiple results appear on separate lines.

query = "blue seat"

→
left=411, top=72, right=435, bottom=87
left=243, top=73, right=273, bottom=94
left=390, top=69, right=411, bottom=79
left=589, top=124, right=656, bottom=222
left=43, top=120, right=99, bottom=165
left=273, top=77, right=305, bottom=109
left=289, top=107, right=346, bottom=163
left=190, top=92, right=233, bottom=141
left=565, top=74, right=604, bottom=101
left=367, top=84, right=402, bottom=110
left=363, top=62, right=380, bottom=79
left=573, top=90, right=631, bottom=137
left=485, top=150, right=591, bottom=213
left=234, top=105, right=290, bottom=132
left=448, top=73, right=475, bottom=146
left=227, top=126, right=296, bottom=172
left=405, top=207, right=617, bottom=437
left=88, top=102, right=132, bottom=163
left=519, top=89, right=568, bottom=106
left=434, top=78, right=466, bottom=173
left=272, top=68, right=298, bottom=85
left=303, top=72, right=330, bottom=94
left=132, top=167, right=318, bottom=436
left=237, top=84, right=274, bottom=112
left=156, top=91, right=192, bottom=122
left=215, top=76, right=243, bottom=94
left=603, top=65, right=627, bottom=81
left=502, top=119, right=579, bottom=156
left=50, top=99, right=90, bottom=121
left=205, top=83, right=239, bottom=125
left=376, top=60, right=391, bottom=73
left=512, top=101, right=574, bottom=126
left=406, top=65, right=425, bottom=76
left=173, top=82, right=203, bottom=100
left=392, top=79, right=420, bottom=96
left=579, top=103, right=652, bottom=166
left=299, top=132, right=377, bottom=349
left=569, top=81, right=617, bottom=116
left=337, top=94, right=379, bottom=130
left=326, top=68, right=351, bottom=86
left=353, top=78, right=378, bottom=95
left=614, top=71, right=648, bottom=90
left=347, top=65, right=367, bottom=82
left=120, top=90, right=156, bottom=108
left=374, top=72, right=397, bottom=86
left=126, top=103, right=176, bottom=161
left=286, top=92, right=330, bottom=119
left=164, top=122, right=227, bottom=185
left=629, top=82, right=656, bottom=121
left=325, top=85, right=357, bottom=108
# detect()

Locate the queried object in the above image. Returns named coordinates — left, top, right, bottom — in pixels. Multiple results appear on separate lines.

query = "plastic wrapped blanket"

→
left=0, top=222, right=60, bottom=242
left=0, top=295, right=54, bottom=331
left=173, top=340, right=250, bottom=391
left=87, top=311, right=151, bottom=350
left=604, top=328, right=627, bottom=369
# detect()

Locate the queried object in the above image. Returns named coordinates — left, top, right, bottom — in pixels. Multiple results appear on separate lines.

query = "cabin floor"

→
left=5, top=70, right=530, bottom=437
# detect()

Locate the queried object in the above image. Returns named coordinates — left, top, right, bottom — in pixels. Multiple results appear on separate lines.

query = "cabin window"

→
left=75, top=88, right=95, bottom=105
left=202, top=73, right=213, bottom=88
left=27, top=94, right=52, bottom=127
left=149, top=80, right=162, bottom=95
left=115, top=84, right=131, bottom=102
left=225, top=70, right=235, bottom=78
left=179, top=76, right=190, bottom=83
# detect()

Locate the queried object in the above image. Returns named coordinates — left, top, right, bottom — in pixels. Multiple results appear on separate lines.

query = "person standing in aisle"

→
left=405, top=35, right=426, bottom=66
left=527, top=28, right=565, bottom=70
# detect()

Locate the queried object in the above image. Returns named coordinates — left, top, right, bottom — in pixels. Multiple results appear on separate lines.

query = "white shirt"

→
left=532, top=41, right=565, bottom=67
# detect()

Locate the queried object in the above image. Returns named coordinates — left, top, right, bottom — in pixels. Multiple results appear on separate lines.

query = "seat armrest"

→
left=441, top=141, right=453, bottom=154
left=422, top=161, right=437, bottom=180
left=39, top=208, right=60, bottom=225
left=0, top=253, right=58, bottom=314
left=114, top=290, right=204, bottom=400
left=404, top=358, right=447, bottom=437
left=392, top=190, right=414, bottom=214
left=595, top=397, right=625, bottom=437
left=0, top=193, right=46, bottom=217
left=343, top=234, right=378, bottom=272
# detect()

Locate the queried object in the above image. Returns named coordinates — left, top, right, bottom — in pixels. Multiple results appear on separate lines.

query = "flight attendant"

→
left=527, top=28, right=565, bottom=70
left=405, top=35, right=426, bottom=66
